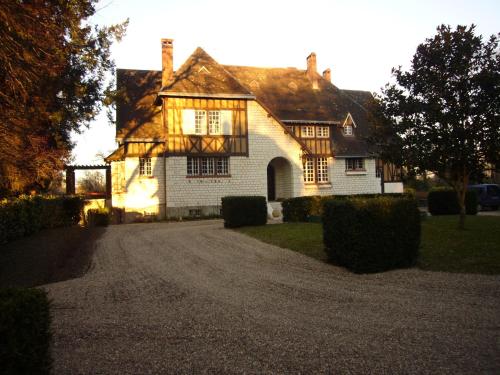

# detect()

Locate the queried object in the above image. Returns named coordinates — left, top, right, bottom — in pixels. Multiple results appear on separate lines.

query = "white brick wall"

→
left=112, top=100, right=383, bottom=220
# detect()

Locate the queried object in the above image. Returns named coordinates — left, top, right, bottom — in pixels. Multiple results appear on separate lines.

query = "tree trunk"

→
left=457, top=174, right=469, bottom=230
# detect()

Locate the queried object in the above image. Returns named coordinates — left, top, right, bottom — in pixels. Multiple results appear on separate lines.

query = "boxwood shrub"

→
left=0, top=288, right=52, bottom=374
left=221, top=196, right=267, bottom=228
left=428, top=188, right=477, bottom=215
left=323, top=196, right=421, bottom=273
left=282, top=193, right=410, bottom=222
left=0, top=195, right=85, bottom=244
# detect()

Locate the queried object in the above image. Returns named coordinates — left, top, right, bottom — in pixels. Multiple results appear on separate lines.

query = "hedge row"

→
left=282, top=193, right=411, bottom=222
left=0, top=288, right=52, bottom=374
left=0, top=195, right=85, bottom=244
left=428, top=188, right=478, bottom=215
left=221, top=196, right=267, bottom=228
left=323, top=196, right=421, bottom=273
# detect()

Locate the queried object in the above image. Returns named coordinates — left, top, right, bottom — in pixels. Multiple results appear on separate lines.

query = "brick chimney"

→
left=323, top=68, right=331, bottom=82
left=306, top=52, right=319, bottom=90
left=161, top=38, right=173, bottom=87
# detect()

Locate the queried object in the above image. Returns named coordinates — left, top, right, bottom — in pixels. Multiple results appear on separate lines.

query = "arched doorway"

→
left=267, top=157, right=293, bottom=201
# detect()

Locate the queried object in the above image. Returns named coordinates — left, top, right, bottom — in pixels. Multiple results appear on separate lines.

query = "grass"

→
left=237, top=216, right=500, bottom=275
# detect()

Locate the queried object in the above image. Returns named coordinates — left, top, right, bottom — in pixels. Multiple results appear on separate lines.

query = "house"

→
left=106, top=39, right=402, bottom=222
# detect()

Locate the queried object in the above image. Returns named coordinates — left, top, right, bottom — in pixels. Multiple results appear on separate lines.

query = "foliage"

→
left=0, top=195, right=85, bottom=244
left=372, top=24, right=500, bottom=228
left=221, top=196, right=267, bottom=228
left=282, top=194, right=410, bottom=222
left=428, top=188, right=478, bottom=215
left=322, top=197, right=421, bottom=273
left=0, top=288, right=52, bottom=374
left=0, top=1, right=128, bottom=195
left=77, top=171, right=106, bottom=193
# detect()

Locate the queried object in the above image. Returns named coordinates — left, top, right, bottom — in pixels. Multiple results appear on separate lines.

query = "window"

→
left=187, top=157, right=230, bottom=177
left=345, top=158, right=364, bottom=171
left=182, top=109, right=232, bottom=135
left=343, top=125, right=353, bottom=136
left=317, top=126, right=330, bottom=138
left=194, top=110, right=206, bottom=135
left=208, top=110, right=221, bottom=135
left=139, top=157, right=152, bottom=176
left=303, top=158, right=315, bottom=183
left=317, top=157, right=329, bottom=182
left=301, top=126, right=314, bottom=138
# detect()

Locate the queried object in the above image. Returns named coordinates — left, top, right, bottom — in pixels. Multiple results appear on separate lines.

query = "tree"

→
left=373, top=25, right=500, bottom=229
left=0, top=0, right=127, bottom=196
left=77, top=171, right=105, bottom=193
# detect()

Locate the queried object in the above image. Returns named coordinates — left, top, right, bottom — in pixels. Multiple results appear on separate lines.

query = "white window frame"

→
left=301, top=126, right=314, bottom=138
left=317, top=157, right=329, bottom=182
left=317, top=126, right=330, bottom=138
left=194, top=110, right=207, bottom=135
left=345, top=158, right=365, bottom=171
left=216, top=157, right=229, bottom=175
left=187, top=157, right=200, bottom=176
left=139, top=157, right=152, bottom=176
left=208, top=110, right=221, bottom=135
left=343, top=125, right=353, bottom=136
left=188, top=157, right=230, bottom=177
left=303, top=158, right=315, bottom=183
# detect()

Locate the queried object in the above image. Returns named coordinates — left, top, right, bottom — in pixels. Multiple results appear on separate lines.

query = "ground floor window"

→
left=303, top=157, right=329, bottom=183
left=345, top=157, right=364, bottom=171
left=187, top=156, right=230, bottom=177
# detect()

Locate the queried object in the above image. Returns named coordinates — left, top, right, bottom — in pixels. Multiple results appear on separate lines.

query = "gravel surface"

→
left=45, top=220, right=500, bottom=374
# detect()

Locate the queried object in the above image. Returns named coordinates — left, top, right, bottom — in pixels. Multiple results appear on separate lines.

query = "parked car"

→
left=468, top=184, right=500, bottom=210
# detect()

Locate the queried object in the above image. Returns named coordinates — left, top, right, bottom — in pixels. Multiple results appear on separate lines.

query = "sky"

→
left=71, top=0, right=500, bottom=165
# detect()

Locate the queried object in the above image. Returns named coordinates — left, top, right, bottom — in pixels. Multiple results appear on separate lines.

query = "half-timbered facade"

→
left=106, top=39, right=402, bottom=221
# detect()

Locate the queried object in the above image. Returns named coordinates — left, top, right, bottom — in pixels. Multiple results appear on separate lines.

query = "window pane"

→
left=187, top=157, right=199, bottom=176
left=201, top=157, right=215, bottom=175
left=301, top=126, right=314, bottom=138
left=217, top=157, right=229, bottom=175
left=303, top=158, right=315, bottom=182
left=139, top=157, right=152, bottom=176
left=195, top=110, right=206, bottom=134
left=208, top=111, right=221, bottom=135
left=317, top=126, right=329, bottom=138
left=317, top=157, right=329, bottom=182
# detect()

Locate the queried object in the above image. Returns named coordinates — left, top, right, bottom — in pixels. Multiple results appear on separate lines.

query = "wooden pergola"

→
left=65, top=165, right=111, bottom=199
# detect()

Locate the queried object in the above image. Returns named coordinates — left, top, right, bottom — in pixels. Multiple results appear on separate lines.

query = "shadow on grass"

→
left=0, top=226, right=106, bottom=288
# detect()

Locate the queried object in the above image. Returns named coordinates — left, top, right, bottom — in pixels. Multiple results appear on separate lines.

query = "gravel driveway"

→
left=45, top=220, right=500, bottom=374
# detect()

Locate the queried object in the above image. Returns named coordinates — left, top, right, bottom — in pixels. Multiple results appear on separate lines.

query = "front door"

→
left=267, top=164, right=276, bottom=201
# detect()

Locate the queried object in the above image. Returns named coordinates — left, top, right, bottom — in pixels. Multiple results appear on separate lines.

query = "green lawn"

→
left=237, top=216, right=500, bottom=275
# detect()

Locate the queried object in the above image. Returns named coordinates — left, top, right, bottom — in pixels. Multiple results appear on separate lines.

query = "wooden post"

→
left=66, top=168, right=75, bottom=195
left=105, top=166, right=112, bottom=199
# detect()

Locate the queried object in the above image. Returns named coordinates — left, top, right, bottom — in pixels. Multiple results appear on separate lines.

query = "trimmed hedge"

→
left=0, top=288, right=52, bottom=374
left=428, top=188, right=478, bottom=215
left=222, top=196, right=267, bottom=228
left=323, top=196, right=421, bottom=273
left=282, top=193, right=410, bottom=222
left=0, top=195, right=85, bottom=244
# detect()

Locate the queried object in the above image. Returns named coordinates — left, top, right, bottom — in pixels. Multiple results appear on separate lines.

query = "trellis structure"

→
left=64, top=165, right=111, bottom=199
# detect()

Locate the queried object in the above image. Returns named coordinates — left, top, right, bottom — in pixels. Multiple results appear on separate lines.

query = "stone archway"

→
left=267, top=157, right=293, bottom=201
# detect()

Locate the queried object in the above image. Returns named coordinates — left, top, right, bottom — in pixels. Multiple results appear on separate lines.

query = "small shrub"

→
left=428, top=188, right=477, bottom=215
left=221, top=196, right=267, bottom=228
left=282, top=196, right=315, bottom=222
left=323, top=197, right=421, bottom=273
left=87, top=208, right=110, bottom=227
left=0, top=288, right=52, bottom=374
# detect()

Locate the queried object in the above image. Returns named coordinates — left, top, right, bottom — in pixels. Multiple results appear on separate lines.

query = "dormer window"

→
left=343, top=125, right=353, bottom=136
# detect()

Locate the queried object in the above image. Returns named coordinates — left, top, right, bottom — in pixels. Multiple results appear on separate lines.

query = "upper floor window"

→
left=182, top=109, right=232, bottom=135
left=317, top=126, right=330, bottom=138
left=208, top=110, right=221, bottom=135
left=139, top=157, right=152, bottom=176
left=301, top=126, right=314, bottom=138
left=187, top=156, right=230, bottom=177
left=343, top=125, right=353, bottom=136
left=345, top=158, right=364, bottom=171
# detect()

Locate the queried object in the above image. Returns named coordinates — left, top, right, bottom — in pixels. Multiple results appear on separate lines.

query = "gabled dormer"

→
left=342, top=113, right=356, bottom=136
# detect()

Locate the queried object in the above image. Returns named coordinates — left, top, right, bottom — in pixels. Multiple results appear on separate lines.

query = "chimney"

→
left=323, top=68, right=331, bottom=82
left=306, top=52, right=319, bottom=90
left=161, top=38, right=173, bottom=87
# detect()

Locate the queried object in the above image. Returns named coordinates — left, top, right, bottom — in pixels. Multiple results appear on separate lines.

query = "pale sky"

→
left=71, top=0, right=500, bottom=165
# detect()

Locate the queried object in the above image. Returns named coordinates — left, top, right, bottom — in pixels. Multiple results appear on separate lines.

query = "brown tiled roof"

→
left=160, top=48, right=253, bottom=97
left=115, top=69, right=163, bottom=140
